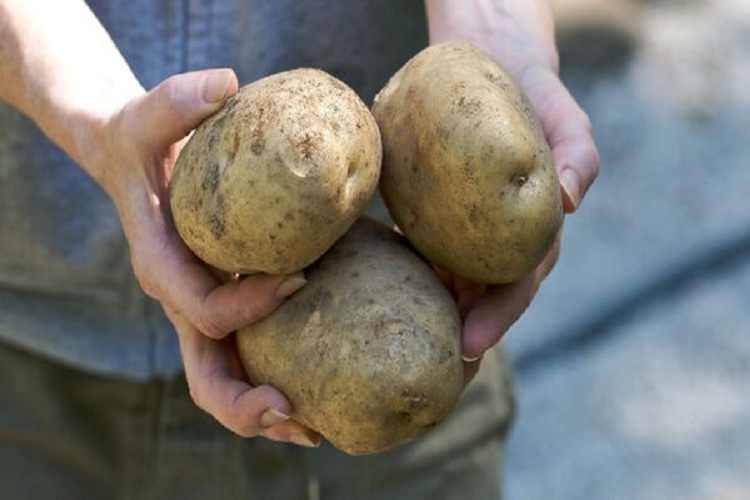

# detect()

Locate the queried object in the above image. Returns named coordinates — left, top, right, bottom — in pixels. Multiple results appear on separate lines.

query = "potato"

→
left=372, top=41, right=563, bottom=284
left=169, top=68, right=381, bottom=274
left=236, top=217, right=464, bottom=455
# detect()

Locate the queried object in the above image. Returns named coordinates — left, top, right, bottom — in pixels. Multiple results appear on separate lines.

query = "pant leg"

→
left=0, top=341, right=309, bottom=500
left=0, top=340, right=514, bottom=500
left=0, top=339, right=141, bottom=500
left=146, top=374, right=309, bottom=500
left=304, top=346, right=516, bottom=500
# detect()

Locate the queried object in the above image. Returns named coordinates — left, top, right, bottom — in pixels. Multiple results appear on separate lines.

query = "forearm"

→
left=424, top=0, right=558, bottom=74
left=0, top=0, right=143, bottom=181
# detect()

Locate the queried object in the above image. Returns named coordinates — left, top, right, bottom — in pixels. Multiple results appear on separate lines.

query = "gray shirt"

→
left=0, top=0, right=428, bottom=380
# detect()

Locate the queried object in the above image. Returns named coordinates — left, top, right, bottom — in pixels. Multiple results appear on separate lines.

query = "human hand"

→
left=91, top=69, right=319, bottom=447
left=426, top=0, right=599, bottom=213
left=425, top=0, right=600, bottom=372
left=438, top=231, right=561, bottom=383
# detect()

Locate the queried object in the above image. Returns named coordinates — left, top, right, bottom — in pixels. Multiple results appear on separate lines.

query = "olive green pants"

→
left=0, top=341, right=514, bottom=500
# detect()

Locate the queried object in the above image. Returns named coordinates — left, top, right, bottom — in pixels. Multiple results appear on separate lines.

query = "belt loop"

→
left=307, top=474, right=320, bottom=500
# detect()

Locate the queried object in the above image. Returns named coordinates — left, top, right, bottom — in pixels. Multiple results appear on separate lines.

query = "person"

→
left=0, top=0, right=598, bottom=498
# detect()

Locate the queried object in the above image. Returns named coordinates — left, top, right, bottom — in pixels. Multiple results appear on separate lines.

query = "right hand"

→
left=90, top=69, right=320, bottom=447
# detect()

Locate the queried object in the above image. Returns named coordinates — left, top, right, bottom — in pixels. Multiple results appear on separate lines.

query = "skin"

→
left=0, top=0, right=598, bottom=444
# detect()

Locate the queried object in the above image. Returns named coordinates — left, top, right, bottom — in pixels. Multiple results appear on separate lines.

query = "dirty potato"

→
left=236, top=217, right=464, bottom=455
left=170, top=69, right=381, bottom=274
left=372, top=41, right=563, bottom=284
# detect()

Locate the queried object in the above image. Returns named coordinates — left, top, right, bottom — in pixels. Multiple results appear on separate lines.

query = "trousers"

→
left=0, top=340, right=514, bottom=500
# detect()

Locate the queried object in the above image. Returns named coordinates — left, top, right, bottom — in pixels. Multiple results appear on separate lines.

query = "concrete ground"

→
left=503, top=1, right=750, bottom=498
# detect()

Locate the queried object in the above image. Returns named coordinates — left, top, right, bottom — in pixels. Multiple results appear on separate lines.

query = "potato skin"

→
left=372, top=41, right=563, bottom=284
left=169, top=69, right=381, bottom=274
left=236, top=217, right=464, bottom=455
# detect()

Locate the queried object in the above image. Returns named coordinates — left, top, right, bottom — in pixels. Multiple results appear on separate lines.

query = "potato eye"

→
left=513, top=175, right=528, bottom=187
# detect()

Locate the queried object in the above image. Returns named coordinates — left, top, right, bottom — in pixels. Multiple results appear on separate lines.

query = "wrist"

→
left=0, top=0, right=145, bottom=187
left=425, top=0, right=559, bottom=75
left=52, top=78, right=144, bottom=187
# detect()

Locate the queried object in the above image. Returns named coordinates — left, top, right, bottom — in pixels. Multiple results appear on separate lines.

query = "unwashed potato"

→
left=169, top=68, right=381, bottom=274
left=236, top=217, right=464, bottom=455
left=372, top=41, right=563, bottom=284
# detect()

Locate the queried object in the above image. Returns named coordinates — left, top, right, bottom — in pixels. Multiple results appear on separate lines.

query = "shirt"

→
left=0, top=0, right=428, bottom=380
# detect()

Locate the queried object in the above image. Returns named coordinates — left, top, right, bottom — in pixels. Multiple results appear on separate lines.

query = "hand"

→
left=438, top=231, right=561, bottom=383
left=91, top=69, right=319, bottom=447
left=425, top=0, right=600, bottom=371
left=425, top=0, right=599, bottom=213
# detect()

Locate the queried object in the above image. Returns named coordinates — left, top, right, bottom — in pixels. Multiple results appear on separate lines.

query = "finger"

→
left=161, top=252, right=307, bottom=339
left=519, top=66, right=600, bottom=212
left=167, top=307, right=296, bottom=438
left=432, top=267, right=488, bottom=319
left=461, top=230, right=561, bottom=359
left=461, top=274, right=536, bottom=360
left=551, top=120, right=600, bottom=213
left=183, top=270, right=307, bottom=339
left=129, top=68, right=239, bottom=152
left=130, top=208, right=307, bottom=339
left=261, top=419, right=322, bottom=448
left=462, top=357, right=482, bottom=387
left=179, top=322, right=319, bottom=445
left=454, top=278, right=487, bottom=320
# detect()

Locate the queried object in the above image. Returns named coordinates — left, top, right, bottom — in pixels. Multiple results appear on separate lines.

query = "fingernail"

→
left=203, top=69, right=233, bottom=103
left=260, top=408, right=290, bottom=428
left=289, top=431, right=321, bottom=448
left=275, top=273, right=307, bottom=300
left=462, top=353, right=482, bottom=363
left=559, top=168, right=580, bottom=211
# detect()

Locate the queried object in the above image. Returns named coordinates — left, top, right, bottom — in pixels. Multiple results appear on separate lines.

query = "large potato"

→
left=170, top=68, right=381, bottom=274
left=236, top=217, right=464, bottom=455
left=372, top=41, right=563, bottom=284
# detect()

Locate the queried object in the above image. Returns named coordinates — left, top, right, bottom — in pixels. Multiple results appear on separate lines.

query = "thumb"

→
left=132, top=68, right=239, bottom=151
left=519, top=66, right=600, bottom=212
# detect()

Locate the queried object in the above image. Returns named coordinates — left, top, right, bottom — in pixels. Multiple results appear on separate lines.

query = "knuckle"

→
left=187, top=382, right=207, bottom=412
left=577, top=106, right=594, bottom=131
left=158, top=75, right=183, bottom=109
left=130, top=255, right=159, bottom=299
left=236, top=277, right=277, bottom=322
left=228, top=419, right=259, bottom=438
left=239, top=298, right=266, bottom=325
left=220, top=287, right=273, bottom=330
left=193, top=313, right=226, bottom=339
left=589, top=147, right=602, bottom=177
left=222, top=400, right=261, bottom=438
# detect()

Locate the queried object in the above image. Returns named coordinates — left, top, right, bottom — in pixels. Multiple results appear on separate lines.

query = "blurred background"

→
left=503, top=0, right=750, bottom=498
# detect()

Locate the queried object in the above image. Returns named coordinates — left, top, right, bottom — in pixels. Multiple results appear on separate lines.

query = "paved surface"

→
left=504, top=1, right=750, bottom=498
